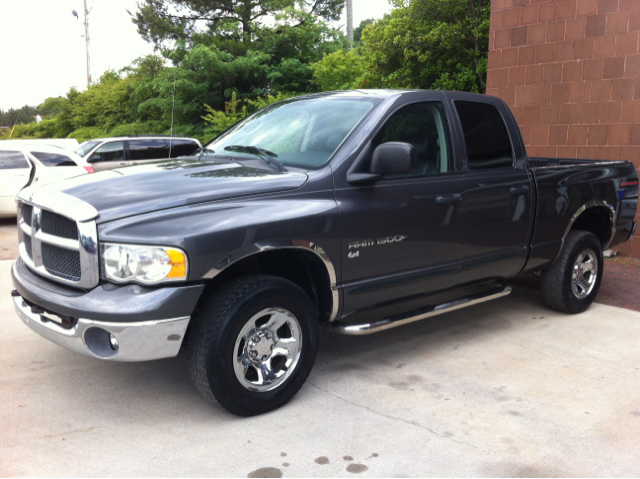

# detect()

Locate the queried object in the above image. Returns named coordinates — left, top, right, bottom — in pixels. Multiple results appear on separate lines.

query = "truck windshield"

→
left=201, top=97, right=378, bottom=169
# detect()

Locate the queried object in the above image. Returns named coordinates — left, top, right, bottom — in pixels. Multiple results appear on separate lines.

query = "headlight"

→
left=100, top=243, right=188, bottom=284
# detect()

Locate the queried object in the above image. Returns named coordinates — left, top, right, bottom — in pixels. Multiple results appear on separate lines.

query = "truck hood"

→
left=31, top=159, right=308, bottom=224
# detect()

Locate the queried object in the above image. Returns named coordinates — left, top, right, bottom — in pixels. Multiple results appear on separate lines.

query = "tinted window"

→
left=0, top=151, right=30, bottom=169
left=129, top=139, right=169, bottom=160
left=31, top=151, right=77, bottom=167
left=91, top=141, right=124, bottom=162
left=373, top=102, right=453, bottom=176
left=454, top=101, right=513, bottom=169
left=168, top=139, right=199, bottom=158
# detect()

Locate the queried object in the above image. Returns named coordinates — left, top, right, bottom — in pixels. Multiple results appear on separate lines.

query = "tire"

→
left=540, top=230, right=603, bottom=314
left=188, top=275, right=319, bottom=416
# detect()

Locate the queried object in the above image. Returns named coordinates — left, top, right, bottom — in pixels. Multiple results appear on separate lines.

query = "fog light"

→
left=109, top=334, right=119, bottom=351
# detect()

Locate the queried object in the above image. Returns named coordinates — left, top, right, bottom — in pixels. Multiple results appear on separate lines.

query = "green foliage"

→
left=0, top=105, right=40, bottom=128
left=310, top=48, right=367, bottom=91
left=202, top=91, right=296, bottom=136
left=132, top=0, right=345, bottom=48
left=66, top=127, right=108, bottom=143
left=10, top=119, right=58, bottom=139
left=354, top=18, right=375, bottom=43
left=361, top=0, right=490, bottom=92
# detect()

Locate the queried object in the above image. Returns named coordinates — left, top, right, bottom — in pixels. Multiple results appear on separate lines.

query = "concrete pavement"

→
left=1, top=258, right=640, bottom=477
left=0, top=219, right=18, bottom=261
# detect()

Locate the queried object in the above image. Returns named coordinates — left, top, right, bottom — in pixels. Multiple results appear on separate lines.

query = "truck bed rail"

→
left=528, top=157, right=627, bottom=168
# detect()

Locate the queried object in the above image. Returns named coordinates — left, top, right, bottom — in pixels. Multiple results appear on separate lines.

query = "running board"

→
left=326, top=285, right=512, bottom=335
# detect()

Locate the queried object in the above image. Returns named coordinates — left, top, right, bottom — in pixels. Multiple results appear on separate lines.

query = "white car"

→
left=0, top=138, right=80, bottom=150
left=0, top=145, right=93, bottom=217
left=74, top=136, right=202, bottom=171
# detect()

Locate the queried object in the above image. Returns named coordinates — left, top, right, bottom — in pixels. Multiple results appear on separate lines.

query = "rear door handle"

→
left=436, top=194, right=462, bottom=205
left=510, top=185, right=530, bottom=196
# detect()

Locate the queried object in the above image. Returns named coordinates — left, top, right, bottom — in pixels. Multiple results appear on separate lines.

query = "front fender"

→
left=97, top=192, right=342, bottom=284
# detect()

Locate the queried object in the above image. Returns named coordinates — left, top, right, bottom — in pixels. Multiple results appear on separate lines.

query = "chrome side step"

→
left=326, top=285, right=512, bottom=335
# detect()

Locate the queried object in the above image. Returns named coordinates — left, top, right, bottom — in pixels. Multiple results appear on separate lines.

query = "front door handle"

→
left=510, top=185, right=530, bottom=196
left=436, top=194, right=462, bottom=205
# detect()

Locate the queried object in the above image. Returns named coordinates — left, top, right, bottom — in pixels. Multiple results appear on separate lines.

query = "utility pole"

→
left=346, top=0, right=354, bottom=42
left=83, top=0, right=92, bottom=88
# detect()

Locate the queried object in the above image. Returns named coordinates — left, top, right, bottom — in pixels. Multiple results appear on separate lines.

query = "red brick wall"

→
left=487, top=0, right=640, bottom=257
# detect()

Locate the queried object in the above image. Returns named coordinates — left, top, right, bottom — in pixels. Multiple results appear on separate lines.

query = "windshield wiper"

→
left=224, top=145, right=287, bottom=172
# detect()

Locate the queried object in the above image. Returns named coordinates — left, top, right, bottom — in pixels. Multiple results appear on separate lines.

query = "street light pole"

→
left=84, top=0, right=92, bottom=88
left=346, top=0, right=354, bottom=42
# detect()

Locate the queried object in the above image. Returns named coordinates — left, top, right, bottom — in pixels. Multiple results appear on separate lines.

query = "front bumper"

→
left=13, top=292, right=189, bottom=361
left=12, top=258, right=206, bottom=361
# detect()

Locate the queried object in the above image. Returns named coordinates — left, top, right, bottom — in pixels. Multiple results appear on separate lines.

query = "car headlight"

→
left=100, top=243, right=188, bottom=284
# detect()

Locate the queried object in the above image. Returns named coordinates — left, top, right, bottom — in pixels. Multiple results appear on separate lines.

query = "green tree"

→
left=353, top=18, right=375, bottom=42
left=310, top=48, right=367, bottom=91
left=361, top=0, right=489, bottom=93
left=132, top=0, right=345, bottom=48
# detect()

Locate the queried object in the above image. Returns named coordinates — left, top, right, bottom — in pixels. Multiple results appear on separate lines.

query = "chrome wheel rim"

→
left=572, top=248, right=598, bottom=299
left=233, top=308, right=302, bottom=392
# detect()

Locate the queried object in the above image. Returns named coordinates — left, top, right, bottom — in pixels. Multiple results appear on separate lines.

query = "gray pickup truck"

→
left=11, top=90, right=638, bottom=416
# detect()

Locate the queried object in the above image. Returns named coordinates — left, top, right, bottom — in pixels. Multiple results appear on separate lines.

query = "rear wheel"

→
left=188, top=275, right=319, bottom=416
left=540, top=230, right=603, bottom=314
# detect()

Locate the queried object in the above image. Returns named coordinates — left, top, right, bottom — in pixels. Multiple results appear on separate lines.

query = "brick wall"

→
left=487, top=0, right=640, bottom=257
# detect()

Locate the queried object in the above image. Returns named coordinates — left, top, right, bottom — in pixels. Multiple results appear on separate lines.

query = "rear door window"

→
left=454, top=101, right=514, bottom=169
left=129, top=139, right=170, bottom=160
left=168, top=140, right=199, bottom=158
left=92, top=142, right=125, bottom=162
left=30, top=151, right=77, bottom=167
left=0, top=151, right=30, bottom=169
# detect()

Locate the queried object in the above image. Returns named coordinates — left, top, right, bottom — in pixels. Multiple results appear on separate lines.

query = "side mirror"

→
left=87, top=154, right=100, bottom=163
left=370, top=142, right=415, bottom=175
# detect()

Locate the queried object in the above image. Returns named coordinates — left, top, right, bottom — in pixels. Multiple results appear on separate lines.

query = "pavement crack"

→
left=307, top=381, right=480, bottom=450
left=42, top=427, right=96, bottom=439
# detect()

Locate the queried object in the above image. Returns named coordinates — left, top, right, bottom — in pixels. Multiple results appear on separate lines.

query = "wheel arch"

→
left=201, top=240, right=339, bottom=324
left=560, top=201, right=615, bottom=255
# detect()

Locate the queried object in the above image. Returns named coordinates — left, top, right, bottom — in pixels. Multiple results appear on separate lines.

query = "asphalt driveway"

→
left=1, top=259, right=639, bottom=477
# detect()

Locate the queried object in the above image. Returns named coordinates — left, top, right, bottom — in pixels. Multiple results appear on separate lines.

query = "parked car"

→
left=11, top=90, right=638, bottom=416
left=0, top=145, right=91, bottom=217
left=74, top=136, right=203, bottom=171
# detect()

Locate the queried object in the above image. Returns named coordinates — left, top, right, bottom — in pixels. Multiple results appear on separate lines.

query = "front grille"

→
left=24, top=235, right=33, bottom=260
left=42, top=243, right=81, bottom=281
left=17, top=199, right=98, bottom=289
left=41, top=210, right=78, bottom=240
left=22, top=204, right=33, bottom=227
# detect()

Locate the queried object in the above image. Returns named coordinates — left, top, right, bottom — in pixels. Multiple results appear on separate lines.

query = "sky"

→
left=0, top=0, right=392, bottom=111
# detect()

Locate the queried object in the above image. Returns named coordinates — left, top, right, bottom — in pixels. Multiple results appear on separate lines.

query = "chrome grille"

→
left=41, top=210, right=78, bottom=240
left=24, top=234, right=33, bottom=260
left=17, top=196, right=99, bottom=289
left=22, top=204, right=33, bottom=227
left=42, top=243, right=82, bottom=281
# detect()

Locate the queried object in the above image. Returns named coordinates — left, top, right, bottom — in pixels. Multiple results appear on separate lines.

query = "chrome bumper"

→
left=13, top=291, right=190, bottom=362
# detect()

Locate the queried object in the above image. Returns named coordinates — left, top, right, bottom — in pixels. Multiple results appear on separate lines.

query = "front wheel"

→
left=188, top=275, right=319, bottom=416
left=540, top=230, right=604, bottom=314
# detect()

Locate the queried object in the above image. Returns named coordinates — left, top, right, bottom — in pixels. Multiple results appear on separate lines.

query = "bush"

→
left=310, top=49, right=367, bottom=91
left=67, top=127, right=108, bottom=143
